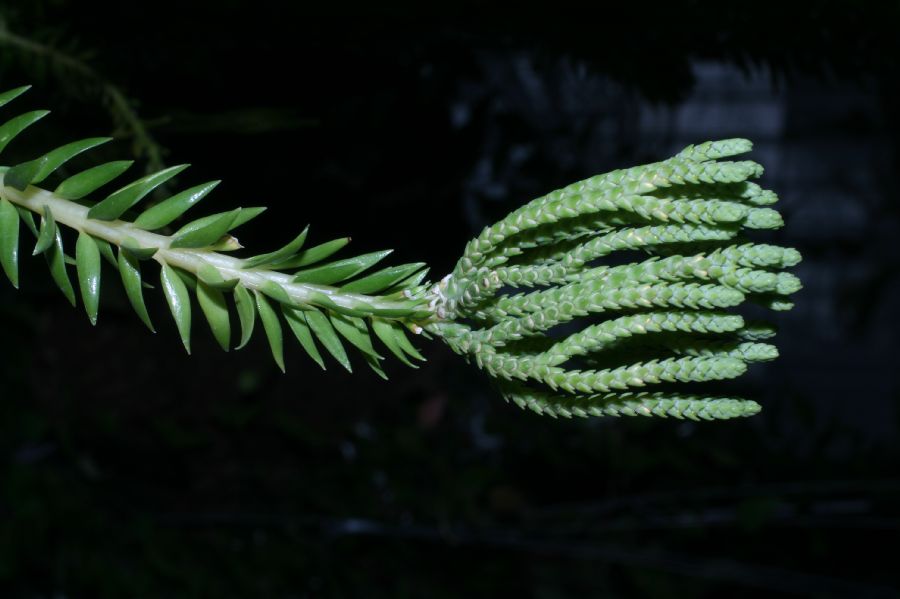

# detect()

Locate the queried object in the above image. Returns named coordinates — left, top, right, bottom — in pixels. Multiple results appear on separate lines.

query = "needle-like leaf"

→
left=304, top=309, right=351, bottom=372
left=0, top=198, right=20, bottom=287
left=33, top=205, right=57, bottom=255
left=44, top=226, right=76, bottom=306
left=283, top=305, right=325, bottom=369
left=55, top=161, right=134, bottom=200
left=292, top=250, right=392, bottom=285
left=117, top=249, right=154, bottom=332
left=255, top=291, right=285, bottom=372
left=75, top=232, right=102, bottom=325
left=5, top=138, right=112, bottom=190
left=233, top=285, right=256, bottom=350
left=161, top=264, right=192, bottom=354
left=242, top=226, right=309, bottom=269
left=134, top=181, right=221, bottom=230
left=0, top=110, right=50, bottom=154
left=197, top=280, right=231, bottom=351
left=88, top=164, right=189, bottom=221
left=170, top=208, right=240, bottom=248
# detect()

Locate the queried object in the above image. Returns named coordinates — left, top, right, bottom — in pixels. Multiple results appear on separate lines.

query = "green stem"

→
left=1, top=180, right=429, bottom=319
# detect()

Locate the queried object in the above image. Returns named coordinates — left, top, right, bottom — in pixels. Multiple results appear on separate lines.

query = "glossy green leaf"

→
left=0, top=86, right=31, bottom=110
left=242, top=226, right=309, bottom=269
left=44, top=227, right=76, bottom=306
left=55, top=160, right=134, bottom=200
left=87, top=164, right=189, bottom=221
left=120, top=236, right=158, bottom=260
left=169, top=208, right=240, bottom=248
left=258, top=281, right=292, bottom=304
left=196, top=263, right=239, bottom=290
left=33, top=205, right=57, bottom=255
left=117, top=249, right=154, bottom=332
left=172, top=267, right=197, bottom=292
left=16, top=206, right=38, bottom=237
left=371, top=319, right=417, bottom=367
left=94, top=237, right=118, bottom=267
left=292, top=250, right=392, bottom=285
left=276, top=237, right=350, bottom=270
left=340, top=262, right=426, bottom=294
left=230, top=206, right=266, bottom=229
left=160, top=264, right=192, bottom=354
left=233, top=285, right=256, bottom=350
left=389, top=323, right=426, bottom=361
left=133, top=180, right=221, bottom=230
left=197, top=281, right=231, bottom=351
left=304, top=309, right=351, bottom=372
left=363, top=353, right=389, bottom=380
left=282, top=306, right=325, bottom=369
left=0, top=198, right=20, bottom=287
left=330, top=314, right=381, bottom=360
left=5, top=138, right=111, bottom=190
left=384, top=267, right=430, bottom=295
left=255, top=291, right=285, bottom=371
left=0, top=110, right=49, bottom=154
left=75, top=232, right=101, bottom=325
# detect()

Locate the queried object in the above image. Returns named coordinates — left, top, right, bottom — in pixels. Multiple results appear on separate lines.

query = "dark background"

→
left=0, top=1, right=899, bottom=597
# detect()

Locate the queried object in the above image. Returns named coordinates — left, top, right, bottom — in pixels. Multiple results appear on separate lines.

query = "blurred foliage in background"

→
left=0, top=1, right=899, bottom=597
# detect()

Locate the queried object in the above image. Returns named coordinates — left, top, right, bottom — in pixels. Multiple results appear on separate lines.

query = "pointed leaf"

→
left=170, top=208, right=240, bottom=248
left=282, top=306, right=325, bottom=369
left=88, top=164, right=189, bottom=221
left=254, top=291, right=285, bottom=371
left=363, top=353, right=389, bottom=380
left=230, top=207, right=266, bottom=229
left=0, top=86, right=31, bottom=110
left=292, top=250, right=392, bottom=285
left=233, top=285, right=256, bottom=350
left=95, top=238, right=118, bottom=267
left=275, top=237, right=349, bottom=269
left=330, top=314, right=381, bottom=359
left=55, top=161, right=134, bottom=200
left=384, top=268, right=430, bottom=295
left=16, top=206, right=37, bottom=237
left=160, top=264, right=192, bottom=354
left=304, top=309, right=351, bottom=372
left=0, top=198, right=20, bottom=287
left=44, top=227, right=76, bottom=306
left=134, top=180, right=221, bottom=230
left=5, top=138, right=112, bottom=190
left=340, top=263, right=426, bottom=294
left=197, top=263, right=239, bottom=290
left=242, top=226, right=309, bottom=269
left=75, top=232, right=102, bottom=325
left=33, top=205, right=57, bottom=255
left=197, top=281, right=231, bottom=351
left=371, top=319, right=417, bottom=367
left=390, top=322, right=426, bottom=361
left=0, top=110, right=50, bottom=154
left=117, top=249, right=154, bottom=331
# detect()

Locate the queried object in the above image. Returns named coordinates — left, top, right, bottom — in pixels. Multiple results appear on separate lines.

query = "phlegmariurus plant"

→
left=0, top=85, right=801, bottom=422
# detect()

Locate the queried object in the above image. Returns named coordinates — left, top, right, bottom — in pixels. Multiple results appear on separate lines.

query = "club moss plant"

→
left=0, top=85, right=801, bottom=422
